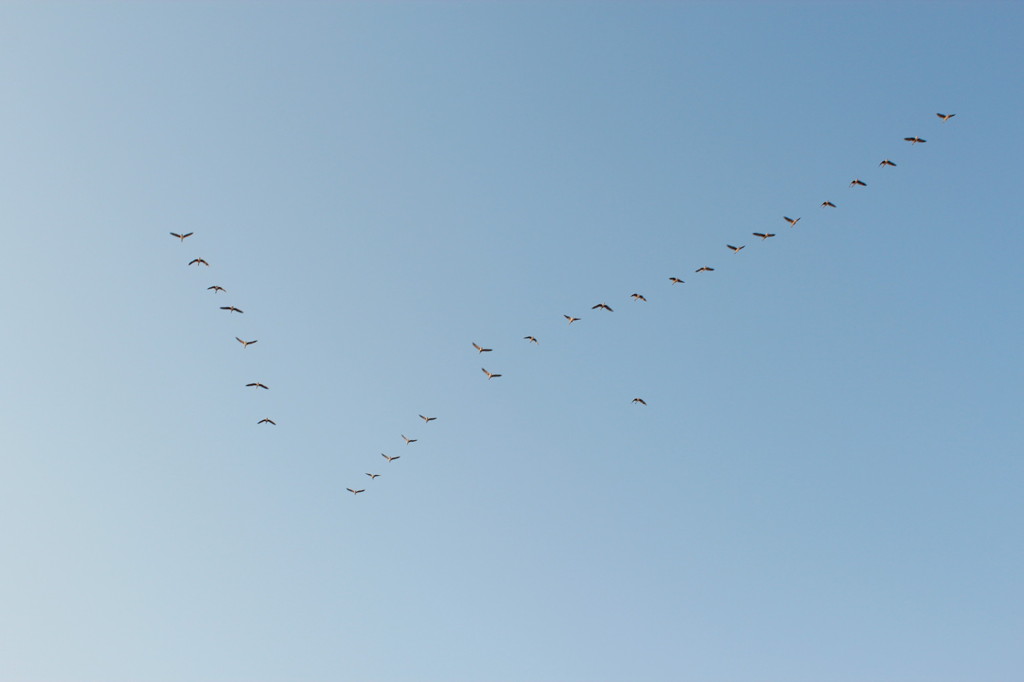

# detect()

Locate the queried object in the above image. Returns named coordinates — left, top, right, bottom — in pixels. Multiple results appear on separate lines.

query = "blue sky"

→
left=1, top=3, right=1022, bottom=681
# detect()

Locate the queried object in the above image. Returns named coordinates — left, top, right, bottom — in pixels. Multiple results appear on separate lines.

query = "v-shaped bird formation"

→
left=168, top=114, right=954, bottom=498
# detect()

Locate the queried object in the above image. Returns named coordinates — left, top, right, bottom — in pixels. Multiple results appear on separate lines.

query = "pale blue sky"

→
left=1, top=3, right=1021, bottom=681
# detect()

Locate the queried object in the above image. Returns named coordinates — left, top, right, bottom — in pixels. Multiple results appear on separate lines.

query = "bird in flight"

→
left=784, top=216, right=800, bottom=227
left=419, top=414, right=437, bottom=423
left=752, top=232, right=775, bottom=240
left=188, top=258, right=209, bottom=267
left=170, top=232, right=194, bottom=242
left=382, top=453, right=400, bottom=463
left=236, top=337, right=257, bottom=348
left=726, top=244, right=745, bottom=254
left=632, top=398, right=647, bottom=405
left=246, top=382, right=269, bottom=390
left=821, top=201, right=836, bottom=208
left=481, top=368, right=502, bottom=379
left=592, top=302, right=614, bottom=312
left=564, top=315, right=581, bottom=324
left=850, top=179, right=867, bottom=187
left=472, top=342, right=492, bottom=353
left=936, top=113, right=956, bottom=122
left=346, top=488, right=365, bottom=495
left=879, top=159, right=897, bottom=167
left=220, top=306, right=244, bottom=314
left=207, top=285, right=226, bottom=293
left=366, top=473, right=381, bottom=480
left=524, top=336, right=538, bottom=344
left=904, top=136, right=926, bottom=144
left=669, top=277, right=685, bottom=284
left=631, top=293, right=647, bottom=302
left=695, top=266, right=714, bottom=273
left=401, top=435, right=417, bottom=445
left=257, top=418, right=276, bottom=425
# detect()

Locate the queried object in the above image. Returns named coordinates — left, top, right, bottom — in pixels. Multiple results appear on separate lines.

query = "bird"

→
left=220, top=306, right=244, bottom=314
left=419, top=414, right=437, bottom=423
left=382, top=453, right=400, bottom=463
left=188, top=258, right=209, bottom=266
left=726, top=244, right=745, bottom=253
left=472, top=342, right=492, bottom=353
left=246, top=382, right=269, bottom=390
left=481, top=368, right=502, bottom=379
left=401, top=435, right=417, bottom=445
left=630, top=293, right=647, bottom=302
left=695, top=266, right=714, bottom=273
left=564, top=315, right=580, bottom=324
left=346, top=488, right=365, bottom=495
left=936, top=113, right=956, bottom=122
left=257, top=418, right=276, bottom=425
left=170, top=232, right=194, bottom=241
left=752, top=232, right=775, bottom=240
left=879, top=159, right=897, bottom=167
left=632, top=398, right=647, bottom=405
left=669, top=277, right=685, bottom=284
left=366, top=473, right=381, bottom=480
left=784, top=216, right=800, bottom=227
left=524, top=336, right=538, bottom=344
left=207, top=285, right=226, bottom=293
left=592, top=302, right=614, bottom=312
left=850, top=179, right=867, bottom=187
left=904, top=136, right=926, bottom=144
left=821, top=201, right=836, bottom=208
left=236, top=337, right=257, bottom=348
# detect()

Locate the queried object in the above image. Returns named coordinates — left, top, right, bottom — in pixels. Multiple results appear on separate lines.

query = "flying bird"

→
left=236, top=337, right=257, bottom=348
left=207, top=285, right=226, bottom=293
left=726, top=244, right=745, bottom=253
left=592, top=302, right=614, bottom=312
left=524, top=336, right=538, bottom=344
left=382, top=453, right=400, bottom=463
left=257, top=418, right=276, bottom=425
left=472, top=342, right=492, bottom=353
left=246, top=382, right=269, bottom=390
left=419, top=414, right=437, bottom=423
left=752, top=232, right=775, bottom=240
left=936, top=113, right=956, bottom=122
left=904, top=136, right=926, bottom=144
left=346, top=488, right=365, bottom=495
left=401, top=435, right=417, bottom=445
left=564, top=315, right=580, bottom=324
left=170, top=232, right=194, bottom=241
left=879, top=159, right=897, bottom=167
left=669, top=277, right=685, bottom=284
left=821, top=201, right=836, bottom=208
left=366, top=473, right=381, bottom=479
left=481, top=368, right=502, bottom=379
left=188, top=258, right=209, bottom=267
left=630, top=293, right=647, bottom=302
left=695, top=266, right=714, bottom=273
left=632, top=398, right=647, bottom=405
left=220, top=306, right=244, bottom=314
left=850, top=179, right=867, bottom=187
left=784, top=216, right=801, bottom=227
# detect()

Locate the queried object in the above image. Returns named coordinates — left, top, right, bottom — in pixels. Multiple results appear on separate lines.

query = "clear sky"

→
left=1, top=3, right=1021, bottom=681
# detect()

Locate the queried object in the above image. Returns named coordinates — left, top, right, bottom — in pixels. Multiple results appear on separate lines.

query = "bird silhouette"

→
left=904, top=136, right=926, bottom=144
left=346, top=488, right=365, bottom=495
left=472, top=342, right=492, bottom=353
left=170, top=232, right=194, bottom=242
left=630, top=293, right=647, bottom=302
left=669, top=277, right=685, bottom=284
left=592, top=303, right=614, bottom=312
left=366, top=473, right=381, bottom=479
left=784, top=216, right=800, bottom=227
left=632, top=398, right=647, bottom=405
left=246, top=382, right=269, bottom=390
left=936, top=113, right=955, bottom=122
left=257, top=418, right=276, bottom=425
left=524, top=336, right=539, bottom=344
left=752, top=232, right=775, bottom=240
left=879, top=159, right=897, bottom=167
left=419, top=414, right=437, bottom=423
left=402, top=435, right=417, bottom=445
left=850, top=179, right=867, bottom=187
left=220, top=306, right=244, bottom=314
left=564, top=315, right=581, bottom=324
left=207, top=285, right=226, bottom=293
left=726, top=244, right=745, bottom=253
left=236, top=337, right=257, bottom=348
left=482, top=368, right=502, bottom=379
left=382, top=453, right=400, bottom=463
left=821, top=201, right=836, bottom=208
left=695, top=266, right=714, bottom=273
left=188, top=258, right=209, bottom=267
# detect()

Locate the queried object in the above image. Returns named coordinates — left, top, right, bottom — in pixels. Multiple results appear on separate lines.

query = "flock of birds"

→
left=169, top=113, right=956, bottom=497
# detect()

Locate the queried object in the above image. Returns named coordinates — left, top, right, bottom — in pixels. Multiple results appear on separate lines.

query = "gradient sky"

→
left=1, top=3, right=1022, bottom=681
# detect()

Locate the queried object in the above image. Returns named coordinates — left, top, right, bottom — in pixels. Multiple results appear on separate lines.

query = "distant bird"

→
left=220, top=306, right=244, bottom=314
left=752, top=232, right=775, bottom=240
left=850, top=179, right=867, bottom=187
left=879, top=159, right=897, bottom=167
left=401, top=435, right=417, bottom=445
left=630, top=293, right=647, bottom=302
left=904, top=136, right=926, bottom=144
left=472, top=342, right=492, bottom=353
left=481, top=368, right=502, bottom=379
left=936, top=113, right=956, bottom=122
left=188, top=258, right=209, bottom=267
left=257, top=418, right=276, bottom=425
left=784, top=216, right=801, bottom=227
left=669, top=277, right=685, bottom=284
left=726, top=244, right=745, bottom=253
left=170, top=232, right=194, bottom=242
left=346, top=488, right=365, bottom=495
left=419, top=414, right=437, bottom=423
left=382, top=453, right=400, bottom=463
left=695, top=266, right=714, bottom=273
left=246, top=382, right=269, bottom=390
left=592, top=302, right=614, bottom=312
left=236, top=337, right=257, bottom=348
left=207, top=285, right=226, bottom=293
left=564, top=315, right=580, bottom=324
left=524, top=336, right=538, bottom=344
left=821, top=201, right=836, bottom=208
left=632, top=398, right=647, bottom=405
left=366, top=473, right=381, bottom=479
